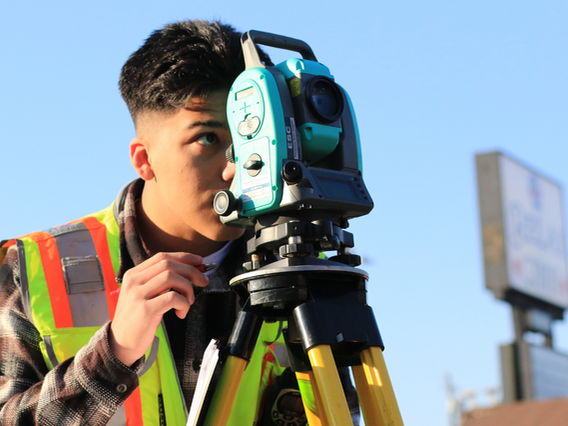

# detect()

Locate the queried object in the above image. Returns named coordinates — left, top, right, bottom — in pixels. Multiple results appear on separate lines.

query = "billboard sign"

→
left=476, top=152, right=568, bottom=310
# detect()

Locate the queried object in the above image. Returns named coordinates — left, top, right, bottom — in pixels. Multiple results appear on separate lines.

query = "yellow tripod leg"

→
left=204, top=355, right=247, bottom=426
left=307, top=345, right=354, bottom=426
left=352, top=365, right=381, bottom=426
left=360, top=347, right=404, bottom=426
left=296, top=370, right=330, bottom=426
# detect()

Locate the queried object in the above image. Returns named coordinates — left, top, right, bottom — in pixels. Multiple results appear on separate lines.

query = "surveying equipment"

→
left=207, top=30, right=404, bottom=425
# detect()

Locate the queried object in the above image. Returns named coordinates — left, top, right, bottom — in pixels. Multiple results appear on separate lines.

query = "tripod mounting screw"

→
left=279, top=243, right=315, bottom=258
left=320, top=234, right=341, bottom=251
left=244, top=259, right=264, bottom=271
left=328, top=253, right=362, bottom=267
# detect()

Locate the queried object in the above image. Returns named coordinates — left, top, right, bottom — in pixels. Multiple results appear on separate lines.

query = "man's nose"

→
left=222, top=159, right=236, bottom=182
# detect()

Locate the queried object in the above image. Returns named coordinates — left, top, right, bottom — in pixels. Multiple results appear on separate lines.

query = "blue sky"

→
left=1, top=1, right=567, bottom=425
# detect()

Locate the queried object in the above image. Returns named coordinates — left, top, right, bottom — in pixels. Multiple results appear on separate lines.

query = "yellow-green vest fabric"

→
left=12, top=203, right=283, bottom=426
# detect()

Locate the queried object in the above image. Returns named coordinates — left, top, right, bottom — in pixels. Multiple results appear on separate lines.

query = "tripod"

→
left=198, top=217, right=404, bottom=426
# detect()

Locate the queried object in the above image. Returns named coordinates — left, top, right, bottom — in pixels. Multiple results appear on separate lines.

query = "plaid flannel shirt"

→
left=0, top=180, right=243, bottom=425
left=0, top=179, right=359, bottom=425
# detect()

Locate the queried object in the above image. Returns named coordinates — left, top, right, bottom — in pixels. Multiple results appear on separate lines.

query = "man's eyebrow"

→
left=187, top=120, right=226, bottom=130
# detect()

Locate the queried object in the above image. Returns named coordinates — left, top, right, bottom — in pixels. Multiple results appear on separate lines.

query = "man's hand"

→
left=109, top=252, right=208, bottom=367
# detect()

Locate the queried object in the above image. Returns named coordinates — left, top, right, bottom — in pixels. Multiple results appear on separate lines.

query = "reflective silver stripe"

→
left=15, top=240, right=34, bottom=324
left=43, top=335, right=60, bottom=368
left=47, top=223, right=110, bottom=327
left=107, top=405, right=127, bottom=426
left=138, top=336, right=160, bottom=377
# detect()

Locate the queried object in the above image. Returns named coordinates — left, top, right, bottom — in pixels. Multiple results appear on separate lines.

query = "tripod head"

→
left=214, top=30, right=373, bottom=272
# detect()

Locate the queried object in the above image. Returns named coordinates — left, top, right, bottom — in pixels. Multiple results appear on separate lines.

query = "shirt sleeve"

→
left=0, top=246, right=141, bottom=425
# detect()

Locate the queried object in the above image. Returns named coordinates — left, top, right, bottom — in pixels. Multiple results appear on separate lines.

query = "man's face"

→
left=133, top=91, right=245, bottom=249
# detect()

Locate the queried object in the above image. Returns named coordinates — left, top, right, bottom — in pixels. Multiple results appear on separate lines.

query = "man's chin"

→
left=209, top=225, right=246, bottom=242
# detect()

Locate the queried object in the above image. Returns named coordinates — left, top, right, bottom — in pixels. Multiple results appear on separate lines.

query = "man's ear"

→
left=130, top=137, right=155, bottom=181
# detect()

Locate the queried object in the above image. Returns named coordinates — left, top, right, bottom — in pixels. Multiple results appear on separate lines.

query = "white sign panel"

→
left=502, top=342, right=568, bottom=401
left=500, top=155, right=568, bottom=308
left=529, top=344, right=568, bottom=399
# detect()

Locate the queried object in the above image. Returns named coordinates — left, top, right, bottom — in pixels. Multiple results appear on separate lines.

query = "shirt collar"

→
left=116, top=179, right=149, bottom=282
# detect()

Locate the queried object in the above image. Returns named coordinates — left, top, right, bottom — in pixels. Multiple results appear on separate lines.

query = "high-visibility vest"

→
left=4, top=202, right=284, bottom=425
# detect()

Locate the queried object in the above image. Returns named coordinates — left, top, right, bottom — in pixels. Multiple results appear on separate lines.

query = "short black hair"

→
left=119, top=20, right=251, bottom=121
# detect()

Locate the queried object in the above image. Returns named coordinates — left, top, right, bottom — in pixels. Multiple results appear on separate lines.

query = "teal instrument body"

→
left=227, top=66, right=287, bottom=216
left=216, top=31, right=372, bottom=226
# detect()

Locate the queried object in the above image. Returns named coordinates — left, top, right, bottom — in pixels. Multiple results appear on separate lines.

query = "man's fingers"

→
left=146, top=252, right=203, bottom=267
left=126, top=253, right=209, bottom=291
left=135, top=252, right=204, bottom=278
left=148, top=290, right=192, bottom=319
left=146, top=269, right=198, bottom=301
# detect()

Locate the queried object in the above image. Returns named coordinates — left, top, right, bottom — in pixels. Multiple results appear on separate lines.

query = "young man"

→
left=0, top=20, right=278, bottom=425
left=0, top=19, right=358, bottom=425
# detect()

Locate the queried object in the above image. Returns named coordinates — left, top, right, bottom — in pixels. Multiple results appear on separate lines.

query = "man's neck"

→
left=135, top=198, right=226, bottom=257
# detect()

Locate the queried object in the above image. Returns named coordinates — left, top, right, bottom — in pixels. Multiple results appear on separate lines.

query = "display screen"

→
left=236, top=86, right=254, bottom=101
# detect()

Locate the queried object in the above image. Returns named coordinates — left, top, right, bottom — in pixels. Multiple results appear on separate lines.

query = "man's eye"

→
left=196, top=133, right=219, bottom=146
